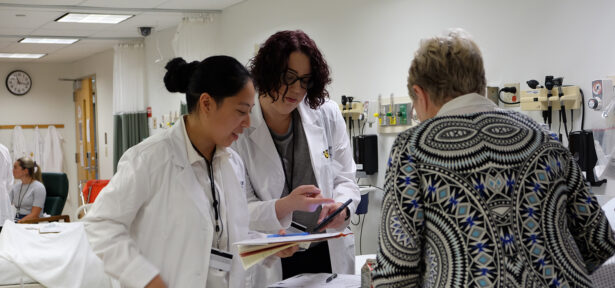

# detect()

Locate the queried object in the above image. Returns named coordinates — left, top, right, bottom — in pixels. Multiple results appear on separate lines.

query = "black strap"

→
left=279, top=115, right=296, bottom=194
left=191, top=142, right=221, bottom=234
left=205, top=157, right=221, bottom=233
left=15, top=182, right=31, bottom=214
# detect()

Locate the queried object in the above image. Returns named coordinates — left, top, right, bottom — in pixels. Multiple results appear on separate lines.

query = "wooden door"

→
left=73, top=77, right=98, bottom=198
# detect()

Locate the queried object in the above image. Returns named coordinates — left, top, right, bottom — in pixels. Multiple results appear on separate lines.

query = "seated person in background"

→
left=0, top=143, right=13, bottom=231
left=372, top=29, right=615, bottom=287
left=10, top=157, right=45, bottom=223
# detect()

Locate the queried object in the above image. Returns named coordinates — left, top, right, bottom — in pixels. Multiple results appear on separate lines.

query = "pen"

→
left=267, top=232, right=309, bottom=238
left=325, top=273, right=337, bottom=283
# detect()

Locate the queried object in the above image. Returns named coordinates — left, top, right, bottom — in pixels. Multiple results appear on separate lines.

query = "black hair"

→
left=164, top=55, right=251, bottom=113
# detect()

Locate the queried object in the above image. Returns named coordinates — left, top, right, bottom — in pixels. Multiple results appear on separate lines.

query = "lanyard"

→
left=15, top=182, right=31, bottom=215
left=190, top=142, right=222, bottom=236
left=278, top=116, right=296, bottom=194
left=205, top=157, right=221, bottom=233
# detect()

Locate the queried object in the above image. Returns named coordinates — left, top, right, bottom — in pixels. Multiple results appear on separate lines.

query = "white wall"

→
left=0, top=62, right=77, bottom=215
left=144, top=19, right=222, bottom=136
left=144, top=26, right=185, bottom=135
left=217, top=0, right=615, bottom=254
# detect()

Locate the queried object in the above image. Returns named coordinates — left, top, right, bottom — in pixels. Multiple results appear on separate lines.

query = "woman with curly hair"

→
left=233, top=30, right=360, bottom=284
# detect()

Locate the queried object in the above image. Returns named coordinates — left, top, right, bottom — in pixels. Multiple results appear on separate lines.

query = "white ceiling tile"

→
left=156, top=0, right=243, bottom=10
left=80, top=0, right=167, bottom=9
left=112, top=12, right=183, bottom=31
left=89, top=29, right=145, bottom=38
left=38, top=21, right=113, bottom=33
left=43, top=41, right=115, bottom=62
left=0, top=10, right=63, bottom=29
left=0, top=28, right=36, bottom=36
left=0, top=0, right=239, bottom=62
left=28, top=28, right=97, bottom=37
left=2, top=42, right=65, bottom=54
left=0, top=0, right=83, bottom=5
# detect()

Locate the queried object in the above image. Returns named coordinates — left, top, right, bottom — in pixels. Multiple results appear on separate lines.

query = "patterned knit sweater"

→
left=372, top=111, right=615, bottom=287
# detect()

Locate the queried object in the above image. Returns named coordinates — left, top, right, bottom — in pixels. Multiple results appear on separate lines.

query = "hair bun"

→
left=164, top=57, right=198, bottom=93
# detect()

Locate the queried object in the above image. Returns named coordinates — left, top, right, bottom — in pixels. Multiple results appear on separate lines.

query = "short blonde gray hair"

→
left=408, top=29, right=486, bottom=106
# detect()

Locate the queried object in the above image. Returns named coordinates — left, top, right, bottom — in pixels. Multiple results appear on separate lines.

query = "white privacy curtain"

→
left=172, top=14, right=219, bottom=62
left=112, top=43, right=149, bottom=172
left=172, top=14, right=219, bottom=114
left=113, top=43, right=146, bottom=114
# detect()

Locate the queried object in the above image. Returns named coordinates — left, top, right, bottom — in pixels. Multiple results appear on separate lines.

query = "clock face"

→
left=6, top=70, right=32, bottom=96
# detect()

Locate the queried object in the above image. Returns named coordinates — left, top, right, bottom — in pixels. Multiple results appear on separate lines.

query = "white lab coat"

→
left=11, top=126, right=26, bottom=161
left=42, top=126, right=63, bottom=173
left=233, top=98, right=360, bottom=284
left=83, top=119, right=253, bottom=288
left=32, top=126, right=44, bottom=168
left=0, top=144, right=13, bottom=226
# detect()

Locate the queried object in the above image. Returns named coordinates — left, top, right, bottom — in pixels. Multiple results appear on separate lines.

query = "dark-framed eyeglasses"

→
left=282, top=70, right=313, bottom=90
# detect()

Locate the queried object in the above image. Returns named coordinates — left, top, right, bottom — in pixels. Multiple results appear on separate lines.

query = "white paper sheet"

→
left=233, top=232, right=349, bottom=246
left=267, top=273, right=360, bottom=288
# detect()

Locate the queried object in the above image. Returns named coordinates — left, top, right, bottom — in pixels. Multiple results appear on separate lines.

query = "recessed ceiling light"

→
left=0, top=53, right=46, bottom=59
left=55, top=13, right=133, bottom=24
left=19, top=38, right=79, bottom=44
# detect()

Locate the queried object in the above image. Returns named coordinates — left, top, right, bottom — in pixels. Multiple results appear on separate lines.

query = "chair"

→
left=76, top=180, right=109, bottom=218
left=41, top=172, right=69, bottom=216
left=80, top=179, right=109, bottom=205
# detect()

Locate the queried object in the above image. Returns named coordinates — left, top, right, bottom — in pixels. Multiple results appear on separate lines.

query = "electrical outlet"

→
left=501, top=83, right=520, bottom=107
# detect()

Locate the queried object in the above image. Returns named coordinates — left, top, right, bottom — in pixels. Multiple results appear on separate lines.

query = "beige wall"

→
left=0, top=62, right=77, bottom=215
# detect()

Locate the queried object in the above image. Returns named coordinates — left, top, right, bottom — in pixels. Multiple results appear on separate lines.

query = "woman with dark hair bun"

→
left=83, top=55, right=257, bottom=288
left=10, top=156, right=45, bottom=223
left=233, top=30, right=360, bottom=284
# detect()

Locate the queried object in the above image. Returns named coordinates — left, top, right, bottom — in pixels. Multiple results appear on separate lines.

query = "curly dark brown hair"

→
left=249, top=30, right=331, bottom=109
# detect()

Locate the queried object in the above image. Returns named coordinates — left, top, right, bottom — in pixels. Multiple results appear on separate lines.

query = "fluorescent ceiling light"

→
left=55, top=13, right=133, bottom=24
left=19, top=38, right=79, bottom=44
left=0, top=53, right=46, bottom=59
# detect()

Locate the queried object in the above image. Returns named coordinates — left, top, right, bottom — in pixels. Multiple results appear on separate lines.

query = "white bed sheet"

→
left=0, top=257, right=36, bottom=285
left=0, top=220, right=118, bottom=288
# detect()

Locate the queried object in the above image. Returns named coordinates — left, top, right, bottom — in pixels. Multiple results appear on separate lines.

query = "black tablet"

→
left=312, top=199, right=352, bottom=232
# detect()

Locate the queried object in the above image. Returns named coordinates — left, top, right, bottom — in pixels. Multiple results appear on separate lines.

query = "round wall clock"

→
left=6, top=70, right=32, bottom=96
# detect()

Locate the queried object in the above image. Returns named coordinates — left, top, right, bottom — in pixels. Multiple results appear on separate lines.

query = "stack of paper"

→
left=233, top=232, right=352, bottom=269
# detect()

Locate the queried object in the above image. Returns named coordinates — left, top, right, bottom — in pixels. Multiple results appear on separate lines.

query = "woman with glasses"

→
left=233, top=30, right=360, bottom=285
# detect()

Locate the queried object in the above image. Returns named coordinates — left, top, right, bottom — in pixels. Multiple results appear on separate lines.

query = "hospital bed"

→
left=0, top=220, right=118, bottom=288
left=0, top=257, right=42, bottom=287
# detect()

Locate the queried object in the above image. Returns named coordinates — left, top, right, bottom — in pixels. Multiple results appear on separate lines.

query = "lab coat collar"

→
left=167, top=117, right=219, bottom=228
left=436, top=92, right=500, bottom=117
left=247, top=96, right=284, bottom=166
left=180, top=116, right=231, bottom=167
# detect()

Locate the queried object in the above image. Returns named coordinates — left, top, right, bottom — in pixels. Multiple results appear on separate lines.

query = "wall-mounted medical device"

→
left=589, top=79, right=613, bottom=111
left=520, top=85, right=581, bottom=111
left=373, top=93, right=415, bottom=134
left=339, top=95, right=364, bottom=119
left=353, top=134, right=378, bottom=175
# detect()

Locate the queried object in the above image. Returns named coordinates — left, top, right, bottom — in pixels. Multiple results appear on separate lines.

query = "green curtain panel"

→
left=113, top=112, right=149, bottom=172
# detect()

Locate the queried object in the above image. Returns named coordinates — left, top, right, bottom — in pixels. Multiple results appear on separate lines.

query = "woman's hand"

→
left=273, top=230, right=300, bottom=258
left=145, top=275, right=166, bottom=288
left=316, top=202, right=350, bottom=231
left=275, top=185, right=334, bottom=220
left=17, top=206, right=42, bottom=223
